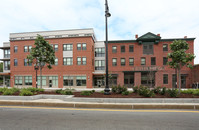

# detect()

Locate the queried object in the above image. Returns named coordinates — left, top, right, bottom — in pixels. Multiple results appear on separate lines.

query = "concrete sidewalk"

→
left=0, top=97, right=199, bottom=110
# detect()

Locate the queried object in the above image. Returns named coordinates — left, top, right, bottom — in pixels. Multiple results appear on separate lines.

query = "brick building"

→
left=0, top=29, right=196, bottom=89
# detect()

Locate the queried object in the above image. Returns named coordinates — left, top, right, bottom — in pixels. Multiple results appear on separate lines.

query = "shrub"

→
left=112, top=85, right=127, bottom=94
left=3, top=89, right=14, bottom=95
left=0, top=87, right=8, bottom=93
left=37, top=88, right=44, bottom=92
left=138, top=86, right=155, bottom=97
left=80, top=91, right=92, bottom=96
left=167, top=89, right=178, bottom=98
left=91, top=90, right=95, bottom=94
left=181, top=89, right=195, bottom=94
left=19, top=90, right=33, bottom=96
left=100, top=90, right=104, bottom=94
left=160, top=87, right=167, bottom=95
left=55, top=89, right=62, bottom=94
left=122, top=91, right=129, bottom=96
left=10, top=87, right=20, bottom=93
left=26, top=87, right=44, bottom=92
left=153, top=87, right=161, bottom=94
left=60, top=90, right=73, bottom=95
left=132, top=86, right=139, bottom=93
left=192, top=90, right=199, bottom=95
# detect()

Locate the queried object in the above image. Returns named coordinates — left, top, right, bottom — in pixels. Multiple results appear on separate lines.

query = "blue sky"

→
left=0, top=0, right=198, bottom=64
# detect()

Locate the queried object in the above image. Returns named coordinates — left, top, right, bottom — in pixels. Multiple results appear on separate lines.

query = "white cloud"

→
left=0, top=0, right=198, bottom=64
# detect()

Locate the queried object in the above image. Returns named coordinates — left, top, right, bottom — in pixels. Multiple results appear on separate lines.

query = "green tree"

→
left=168, top=40, right=195, bottom=94
left=27, top=35, right=55, bottom=88
left=0, top=62, right=3, bottom=85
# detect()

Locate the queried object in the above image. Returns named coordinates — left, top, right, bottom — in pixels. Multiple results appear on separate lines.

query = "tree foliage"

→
left=0, top=62, right=3, bottom=72
left=27, top=35, right=55, bottom=69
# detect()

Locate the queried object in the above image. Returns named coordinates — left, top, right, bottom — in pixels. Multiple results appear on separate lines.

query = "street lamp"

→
left=34, top=63, right=39, bottom=89
left=104, top=0, right=111, bottom=95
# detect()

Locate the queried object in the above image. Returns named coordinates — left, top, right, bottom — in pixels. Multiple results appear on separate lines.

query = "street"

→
left=0, top=106, right=199, bottom=130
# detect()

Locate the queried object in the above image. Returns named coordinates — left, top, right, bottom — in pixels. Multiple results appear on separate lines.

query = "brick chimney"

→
left=135, top=34, right=138, bottom=39
left=184, top=36, right=187, bottom=39
left=157, top=34, right=160, bottom=37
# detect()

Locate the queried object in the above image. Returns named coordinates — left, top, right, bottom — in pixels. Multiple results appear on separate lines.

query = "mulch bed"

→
left=1, top=91, right=199, bottom=98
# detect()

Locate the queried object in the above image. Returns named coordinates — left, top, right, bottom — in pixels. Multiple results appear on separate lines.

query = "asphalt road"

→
left=0, top=106, right=199, bottom=130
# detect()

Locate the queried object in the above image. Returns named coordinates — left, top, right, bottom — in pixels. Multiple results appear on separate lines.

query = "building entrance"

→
left=172, top=74, right=186, bottom=88
left=124, top=72, right=134, bottom=87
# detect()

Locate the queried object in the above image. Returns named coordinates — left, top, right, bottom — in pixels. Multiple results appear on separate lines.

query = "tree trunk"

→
left=40, top=66, right=42, bottom=89
left=177, top=67, right=181, bottom=94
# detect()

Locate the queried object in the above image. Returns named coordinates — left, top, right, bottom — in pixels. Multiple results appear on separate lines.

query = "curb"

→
left=0, top=101, right=199, bottom=110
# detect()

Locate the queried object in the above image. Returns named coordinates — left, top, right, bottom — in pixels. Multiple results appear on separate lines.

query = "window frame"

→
left=151, top=57, right=156, bottom=65
left=121, top=46, right=125, bottom=53
left=14, top=59, right=18, bottom=66
left=121, top=58, right=126, bottom=66
left=63, top=57, right=73, bottom=65
left=112, top=46, right=117, bottom=53
left=163, top=44, right=168, bottom=52
left=112, top=58, right=117, bottom=66
left=63, top=44, right=73, bottom=51
left=141, top=57, right=146, bottom=65
left=14, top=46, right=18, bottom=53
left=163, top=74, right=168, bottom=84
left=24, top=46, right=28, bottom=52
left=129, top=58, right=134, bottom=66
left=129, top=45, right=134, bottom=52
left=163, top=57, right=168, bottom=65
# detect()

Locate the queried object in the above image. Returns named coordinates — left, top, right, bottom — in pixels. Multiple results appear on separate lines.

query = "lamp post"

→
left=34, top=63, right=39, bottom=89
left=104, top=0, right=111, bottom=95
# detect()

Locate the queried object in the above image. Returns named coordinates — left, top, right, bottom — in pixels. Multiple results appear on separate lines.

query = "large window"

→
left=77, top=43, right=81, bottom=50
left=163, top=57, right=168, bottom=65
left=63, top=58, right=73, bottom=65
left=63, top=76, right=73, bottom=86
left=37, top=76, right=47, bottom=86
left=15, top=76, right=23, bottom=85
left=24, top=46, right=28, bottom=52
left=163, top=44, right=168, bottom=51
left=129, top=58, right=134, bottom=66
left=163, top=74, right=168, bottom=84
left=141, top=57, right=146, bottom=65
left=95, top=48, right=105, bottom=57
left=112, top=46, right=117, bottom=53
left=121, top=58, right=126, bottom=66
left=63, top=44, right=73, bottom=51
left=82, top=43, right=87, bottom=50
left=143, top=43, right=153, bottom=54
left=14, top=59, right=18, bottom=66
left=112, top=58, right=117, bottom=66
left=4, top=49, right=10, bottom=58
left=95, top=60, right=105, bottom=70
left=82, top=57, right=87, bottom=65
left=14, top=46, right=18, bottom=53
left=151, top=57, right=156, bottom=65
left=121, top=46, right=125, bottom=53
left=77, top=57, right=81, bottom=65
left=4, top=61, right=10, bottom=70
left=76, top=76, right=86, bottom=86
left=129, top=45, right=134, bottom=52
left=24, top=76, right=32, bottom=85
left=49, top=76, right=58, bottom=86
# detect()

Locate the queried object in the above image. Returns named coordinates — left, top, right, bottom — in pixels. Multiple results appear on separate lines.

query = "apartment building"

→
left=0, top=29, right=196, bottom=88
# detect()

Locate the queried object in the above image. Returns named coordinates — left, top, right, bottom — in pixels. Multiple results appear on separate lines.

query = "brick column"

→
left=134, top=72, right=141, bottom=86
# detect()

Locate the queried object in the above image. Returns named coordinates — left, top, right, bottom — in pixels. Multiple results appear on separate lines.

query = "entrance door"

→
left=124, top=73, right=134, bottom=87
left=181, top=75, right=186, bottom=88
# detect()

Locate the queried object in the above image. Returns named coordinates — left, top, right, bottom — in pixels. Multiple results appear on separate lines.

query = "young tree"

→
left=168, top=40, right=195, bottom=94
left=27, top=35, right=55, bottom=88
left=0, top=62, right=3, bottom=85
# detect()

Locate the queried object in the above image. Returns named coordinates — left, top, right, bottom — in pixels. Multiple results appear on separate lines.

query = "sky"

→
left=0, top=0, right=198, bottom=64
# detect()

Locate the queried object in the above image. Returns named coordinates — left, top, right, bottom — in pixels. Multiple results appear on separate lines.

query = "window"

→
left=95, top=48, right=105, bottom=57
left=151, top=57, right=156, bottom=65
left=121, top=58, right=126, bottom=66
left=63, top=76, right=73, bottom=86
left=129, top=58, right=134, bottom=66
left=112, top=46, right=117, bottom=53
left=4, top=49, right=10, bottom=58
left=121, top=46, right=125, bottom=53
left=54, top=45, right=58, bottom=51
left=37, top=76, right=47, bottom=86
left=49, top=76, right=58, bottom=86
left=24, top=46, right=28, bottom=52
left=163, top=44, right=168, bottom=51
left=129, top=45, right=134, bottom=52
left=63, top=44, right=73, bottom=51
left=82, top=57, right=87, bottom=65
left=77, top=57, right=81, bottom=65
left=143, top=43, right=154, bottom=54
left=82, top=43, right=87, bottom=50
left=54, top=58, right=58, bottom=65
left=95, top=60, right=105, bottom=70
left=112, top=58, right=117, bottom=66
left=163, top=74, right=168, bottom=84
left=76, top=76, right=86, bottom=86
left=28, top=46, right=32, bottom=52
left=24, top=76, right=32, bottom=85
left=14, top=59, right=18, bottom=66
left=14, top=46, right=18, bottom=53
left=63, top=57, right=73, bottom=65
left=163, top=57, right=168, bottom=65
left=4, top=61, right=10, bottom=70
left=77, top=44, right=81, bottom=50
left=141, top=57, right=146, bottom=65
left=15, top=76, right=23, bottom=85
